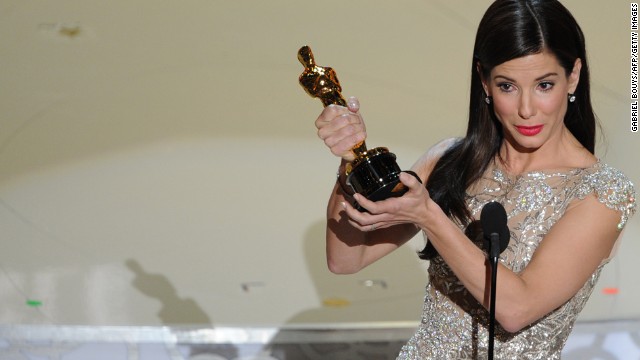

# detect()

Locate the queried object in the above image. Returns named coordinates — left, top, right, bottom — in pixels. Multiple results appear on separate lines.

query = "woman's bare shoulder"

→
left=411, top=137, right=460, bottom=182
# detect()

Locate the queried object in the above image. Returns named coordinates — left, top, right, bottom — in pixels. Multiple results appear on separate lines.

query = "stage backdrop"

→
left=0, top=0, right=638, bottom=332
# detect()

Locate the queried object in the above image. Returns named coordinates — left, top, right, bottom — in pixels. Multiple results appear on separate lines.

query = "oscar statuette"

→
left=298, top=46, right=420, bottom=210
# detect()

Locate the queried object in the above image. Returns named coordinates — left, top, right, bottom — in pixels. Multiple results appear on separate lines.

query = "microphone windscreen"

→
left=481, top=201, right=507, bottom=234
left=480, top=201, right=510, bottom=253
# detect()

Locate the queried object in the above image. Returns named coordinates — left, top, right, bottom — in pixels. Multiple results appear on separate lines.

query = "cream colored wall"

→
left=0, top=0, right=637, bottom=327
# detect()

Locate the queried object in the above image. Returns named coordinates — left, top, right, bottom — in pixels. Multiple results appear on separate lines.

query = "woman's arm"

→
left=315, top=98, right=415, bottom=274
left=490, top=195, right=622, bottom=332
left=325, top=182, right=419, bottom=274
left=325, top=138, right=458, bottom=274
left=349, top=176, right=625, bottom=332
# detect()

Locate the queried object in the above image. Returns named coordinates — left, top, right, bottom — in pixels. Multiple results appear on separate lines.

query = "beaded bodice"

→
left=398, top=161, right=636, bottom=359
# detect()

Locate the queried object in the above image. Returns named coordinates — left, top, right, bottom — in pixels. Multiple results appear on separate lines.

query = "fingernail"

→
left=347, top=97, right=359, bottom=110
left=341, top=202, right=347, bottom=209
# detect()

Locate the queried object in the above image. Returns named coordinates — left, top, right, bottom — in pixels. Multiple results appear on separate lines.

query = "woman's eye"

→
left=498, top=83, right=513, bottom=92
left=539, top=81, right=554, bottom=91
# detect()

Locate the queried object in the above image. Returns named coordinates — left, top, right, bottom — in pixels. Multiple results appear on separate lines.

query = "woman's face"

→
left=482, top=51, right=581, bottom=152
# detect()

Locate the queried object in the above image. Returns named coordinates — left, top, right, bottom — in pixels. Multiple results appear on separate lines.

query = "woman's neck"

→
left=498, top=127, right=595, bottom=175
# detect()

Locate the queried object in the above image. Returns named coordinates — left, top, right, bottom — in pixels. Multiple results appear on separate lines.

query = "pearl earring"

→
left=485, top=96, right=492, bottom=105
left=568, top=93, right=576, bottom=103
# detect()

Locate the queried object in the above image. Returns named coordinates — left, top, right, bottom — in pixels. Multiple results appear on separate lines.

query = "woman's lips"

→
left=515, top=125, right=544, bottom=136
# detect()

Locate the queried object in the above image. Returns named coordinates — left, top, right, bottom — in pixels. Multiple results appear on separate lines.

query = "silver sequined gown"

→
left=397, top=161, right=636, bottom=359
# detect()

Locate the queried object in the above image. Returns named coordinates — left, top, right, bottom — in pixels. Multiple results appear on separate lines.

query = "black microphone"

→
left=480, top=201, right=510, bottom=360
left=480, top=201, right=510, bottom=258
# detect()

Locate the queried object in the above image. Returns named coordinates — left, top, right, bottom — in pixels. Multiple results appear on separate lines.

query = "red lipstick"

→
left=515, top=125, right=543, bottom=136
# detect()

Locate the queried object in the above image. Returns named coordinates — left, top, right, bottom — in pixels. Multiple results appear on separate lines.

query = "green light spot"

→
left=26, top=300, right=42, bottom=307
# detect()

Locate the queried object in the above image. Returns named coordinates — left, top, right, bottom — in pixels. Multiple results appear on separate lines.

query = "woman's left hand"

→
left=342, top=171, right=435, bottom=232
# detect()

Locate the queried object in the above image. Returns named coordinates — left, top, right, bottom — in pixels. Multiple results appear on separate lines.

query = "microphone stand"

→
left=488, top=232, right=500, bottom=360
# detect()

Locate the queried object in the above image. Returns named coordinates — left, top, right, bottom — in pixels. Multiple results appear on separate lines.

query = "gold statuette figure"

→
left=297, top=46, right=346, bottom=107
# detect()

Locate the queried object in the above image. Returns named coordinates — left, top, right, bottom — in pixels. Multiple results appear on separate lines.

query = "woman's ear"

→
left=568, top=58, right=582, bottom=94
left=477, top=62, right=490, bottom=96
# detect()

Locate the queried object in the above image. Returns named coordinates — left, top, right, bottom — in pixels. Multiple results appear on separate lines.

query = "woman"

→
left=314, top=0, right=636, bottom=358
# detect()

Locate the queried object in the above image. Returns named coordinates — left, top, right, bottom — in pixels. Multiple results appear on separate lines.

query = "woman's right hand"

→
left=314, top=96, right=366, bottom=162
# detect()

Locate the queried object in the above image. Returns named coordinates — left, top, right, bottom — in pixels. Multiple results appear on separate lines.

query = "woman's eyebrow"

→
left=492, top=72, right=559, bottom=82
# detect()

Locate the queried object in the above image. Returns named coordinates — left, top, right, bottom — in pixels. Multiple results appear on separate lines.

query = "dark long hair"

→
left=419, top=0, right=597, bottom=260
